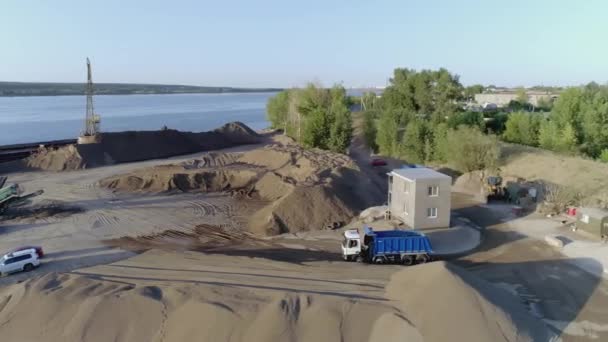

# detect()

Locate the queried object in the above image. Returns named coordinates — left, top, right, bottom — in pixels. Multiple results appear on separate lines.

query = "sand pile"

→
left=101, top=144, right=383, bottom=235
left=24, top=122, right=261, bottom=171
left=0, top=251, right=557, bottom=342
left=385, top=261, right=555, bottom=341
left=453, top=171, right=487, bottom=202
left=0, top=270, right=404, bottom=342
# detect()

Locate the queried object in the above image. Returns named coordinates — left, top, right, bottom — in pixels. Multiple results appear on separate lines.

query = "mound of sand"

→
left=386, top=261, right=555, bottom=341
left=101, top=145, right=382, bottom=235
left=453, top=171, right=487, bottom=202
left=24, top=122, right=261, bottom=171
left=0, top=255, right=407, bottom=342
left=0, top=250, right=556, bottom=342
left=500, top=143, right=608, bottom=206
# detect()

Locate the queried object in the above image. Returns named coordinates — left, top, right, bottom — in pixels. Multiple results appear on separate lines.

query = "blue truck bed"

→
left=364, top=227, right=433, bottom=256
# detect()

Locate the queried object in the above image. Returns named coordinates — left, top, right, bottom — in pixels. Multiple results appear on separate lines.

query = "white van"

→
left=0, top=249, right=40, bottom=276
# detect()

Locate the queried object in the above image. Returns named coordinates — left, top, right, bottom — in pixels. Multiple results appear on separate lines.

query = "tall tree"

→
left=376, top=110, right=400, bottom=157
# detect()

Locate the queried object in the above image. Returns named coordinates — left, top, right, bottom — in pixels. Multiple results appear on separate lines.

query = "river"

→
left=0, top=92, right=278, bottom=145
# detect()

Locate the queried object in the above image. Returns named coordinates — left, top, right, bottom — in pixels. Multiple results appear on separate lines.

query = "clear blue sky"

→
left=1, top=0, right=607, bottom=88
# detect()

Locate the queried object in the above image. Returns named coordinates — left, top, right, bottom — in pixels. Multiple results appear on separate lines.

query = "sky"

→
left=1, top=0, right=607, bottom=88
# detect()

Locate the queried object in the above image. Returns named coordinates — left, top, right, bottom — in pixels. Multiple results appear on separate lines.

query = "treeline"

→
left=0, top=82, right=282, bottom=97
left=363, top=68, right=499, bottom=172
left=503, top=83, right=608, bottom=162
left=266, top=84, right=353, bottom=153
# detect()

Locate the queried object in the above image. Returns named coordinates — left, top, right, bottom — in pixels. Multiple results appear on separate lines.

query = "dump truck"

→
left=341, top=227, right=433, bottom=265
left=0, top=177, right=44, bottom=214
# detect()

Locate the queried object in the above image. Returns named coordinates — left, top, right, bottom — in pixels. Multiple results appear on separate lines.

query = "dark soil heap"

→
left=25, top=122, right=261, bottom=171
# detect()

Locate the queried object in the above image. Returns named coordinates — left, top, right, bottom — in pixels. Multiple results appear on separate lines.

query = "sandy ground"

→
left=0, top=143, right=267, bottom=286
left=0, top=121, right=607, bottom=340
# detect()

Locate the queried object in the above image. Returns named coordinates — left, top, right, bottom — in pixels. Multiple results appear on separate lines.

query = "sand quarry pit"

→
left=0, top=248, right=555, bottom=342
left=100, top=143, right=385, bottom=235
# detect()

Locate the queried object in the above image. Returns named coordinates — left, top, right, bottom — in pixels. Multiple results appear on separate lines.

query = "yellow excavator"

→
left=486, top=175, right=507, bottom=201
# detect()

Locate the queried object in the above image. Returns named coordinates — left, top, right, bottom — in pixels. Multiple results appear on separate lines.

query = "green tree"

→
left=580, top=89, right=608, bottom=157
left=536, top=96, right=553, bottom=111
left=266, top=90, right=290, bottom=129
left=361, top=92, right=377, bottom=111
left=376, top=110, right=400, bottom=157
left=557, top=122, right=578, bottom=153
left=539, top=120, right=559, bottom=150
left=447, top=126, right=500, bottom=172
left=447, top=111, right=485, bottom=130
left=301, top=107, right=330, bottom=149
left=328, top=107, right=353, bottom=153
left=551, top=87, right=584, bottom=141
left=464, top=84, right=484, bottom=101
left=363, top=110, right=378, bottom=152
left=502, top=112, right=542, bottom=146
left=432, top=123, right=449, bottom=163
left=400, top=119, right=429, bottom=163
left=515, top=87, right=529, bottom=104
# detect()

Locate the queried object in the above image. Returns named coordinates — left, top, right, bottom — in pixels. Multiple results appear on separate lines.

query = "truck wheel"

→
left=343, top=255, right=349, bottom=261
left=23, top=263, right=34, bottom=272
left=416, top=254, right=430, bottom=264
left=402, top=255, right=414, bottom=266
left=373, top=257, right=384, bottom=264
left=355, top=256, right=364, bottom=263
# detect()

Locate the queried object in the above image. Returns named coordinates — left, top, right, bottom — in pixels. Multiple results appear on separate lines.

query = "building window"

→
left=428, top=185, right=439, bottom=197
left=403, top=201, right=408, bottom=215
left=427, top=207, right=438, bottom=218
left=403, top=181, right=410, bottom=194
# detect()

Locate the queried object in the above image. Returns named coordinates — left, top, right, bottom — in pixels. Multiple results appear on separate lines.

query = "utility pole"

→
left=78, top=58, right=101, bottom=144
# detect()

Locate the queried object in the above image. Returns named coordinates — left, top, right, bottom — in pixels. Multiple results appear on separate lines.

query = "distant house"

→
left=387, top=167, right=452, bottom=229
left=475, top=91, right=558, bottom=107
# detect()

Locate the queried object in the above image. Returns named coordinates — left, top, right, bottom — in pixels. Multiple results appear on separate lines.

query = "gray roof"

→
left=390, top=167, right=452, bottom=181
left=578, top=207, right=608, bottom=219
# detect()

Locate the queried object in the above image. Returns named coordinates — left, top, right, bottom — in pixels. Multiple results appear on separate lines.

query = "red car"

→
left=371, top=158, right=387, bottom=167
left=9, top=246, right=44, bottom=258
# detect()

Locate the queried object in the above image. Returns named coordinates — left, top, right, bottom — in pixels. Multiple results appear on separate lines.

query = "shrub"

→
left=446, top=126, right=500, bottom=172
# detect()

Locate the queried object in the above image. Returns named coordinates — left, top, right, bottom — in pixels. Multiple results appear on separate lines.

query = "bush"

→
left=446, top=126, right=500, bottom=172
left=266, top=90, right=290, bottom=129
left=540, top=183, right=581, bottom=215
left=502, top=112, right=542, bottom=146
left=600, top=149, right=608, bottom=163
left=447, top=111, right=485, bottom=130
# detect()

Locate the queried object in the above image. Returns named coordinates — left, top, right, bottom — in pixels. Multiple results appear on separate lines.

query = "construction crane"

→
left=82, top=57, right=101, bottom=140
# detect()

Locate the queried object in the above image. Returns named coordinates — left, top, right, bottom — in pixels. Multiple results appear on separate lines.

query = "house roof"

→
left=389, top=167, right=452, bottom=181
left=578, top=207, right=608, bottom=219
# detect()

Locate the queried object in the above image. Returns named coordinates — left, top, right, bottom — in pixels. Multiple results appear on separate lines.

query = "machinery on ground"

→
left=486, top=175, right=507, bottom=201
left=341, top=227, right=434, bottom=265
left=0, top=176, right=44, bottom=214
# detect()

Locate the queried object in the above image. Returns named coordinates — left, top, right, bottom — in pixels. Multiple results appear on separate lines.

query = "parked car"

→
left=0, top=248, right=40, bottom=276
left=10, top=245, right=44, bottom=258
left=371, top=158, right=387, bottom=167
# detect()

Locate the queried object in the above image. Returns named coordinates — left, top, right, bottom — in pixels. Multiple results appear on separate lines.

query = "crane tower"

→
left=78, top=57, right=101, bottom=144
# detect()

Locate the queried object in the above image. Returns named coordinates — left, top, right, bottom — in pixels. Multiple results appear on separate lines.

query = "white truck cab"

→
left=341, top=229, right=362, bottom=261
left=0, top=248, right=40, bottom=276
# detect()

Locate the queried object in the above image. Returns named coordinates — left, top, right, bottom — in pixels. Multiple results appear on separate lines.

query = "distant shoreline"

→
left=0, top=81, right=282, bottom=97
left=0, top=91, right=282, bottom=98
